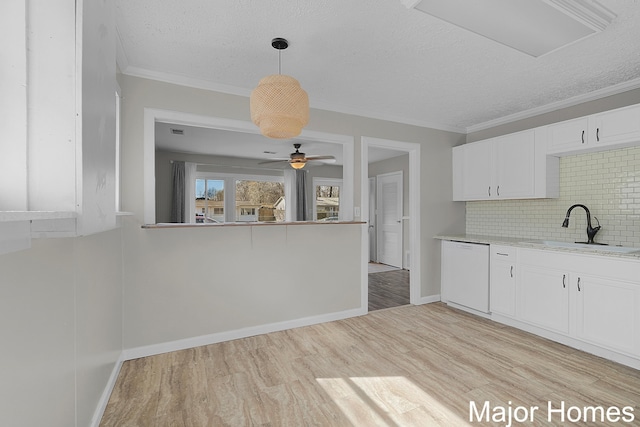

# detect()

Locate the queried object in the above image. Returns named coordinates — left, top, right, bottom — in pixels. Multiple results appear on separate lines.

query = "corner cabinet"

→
left=453, top=128, right=559, bottom=201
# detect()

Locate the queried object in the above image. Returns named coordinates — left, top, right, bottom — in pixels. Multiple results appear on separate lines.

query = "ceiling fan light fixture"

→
left=290, top=160, right=306, bottom=169
left=250, top=38, right=309, bottom=139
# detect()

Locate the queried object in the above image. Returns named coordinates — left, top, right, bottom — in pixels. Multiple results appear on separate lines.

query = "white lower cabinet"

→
left=489, top=245, right=516, bottom=317
left=490, top=247, right=640, bottom=366
left=517, top=263, right=569, bottom=335
left=574, top=274, right=640, bottom=357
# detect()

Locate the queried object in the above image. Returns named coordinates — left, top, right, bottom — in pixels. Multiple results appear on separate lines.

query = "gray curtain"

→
left=296, top=169, right=307, bottom=221
left=170, top=161, right=186, bottom=222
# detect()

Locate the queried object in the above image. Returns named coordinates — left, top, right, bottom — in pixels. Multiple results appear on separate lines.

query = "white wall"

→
left=77, top=0, right=118, bottom=235
left=0, top=1, right=123, bottom=426
left=122, top=221, right=361, bottom=350
left=0, top=229, right=123, bottom=427
left=119, top=74, right=465, bottom=305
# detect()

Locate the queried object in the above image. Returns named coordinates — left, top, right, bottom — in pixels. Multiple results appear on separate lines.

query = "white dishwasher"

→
left=441, top=240, right=490, bottom=314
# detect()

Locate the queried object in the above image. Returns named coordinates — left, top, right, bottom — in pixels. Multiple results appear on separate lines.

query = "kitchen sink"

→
left=522, top=240, right=640, bottom=254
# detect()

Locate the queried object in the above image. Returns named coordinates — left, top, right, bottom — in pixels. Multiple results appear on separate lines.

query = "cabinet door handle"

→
left=562, top=274, right=566, bottom=288
left=497, top=185, right=500, bottom=196
left=496, top=253, right=509, bottom=256
left=581, top=130, right=585, bottom=144
left=510, top=266, right=513, bottom=278
left=596, top=128, right=600, bottom=142
left=488, top=186, right=491, bottom=197
left=577, top=277, right=581, bottom=292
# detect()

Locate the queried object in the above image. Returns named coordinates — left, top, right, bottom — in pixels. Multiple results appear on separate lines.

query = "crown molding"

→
left=466, top=77, right=640, bottom=133
left=120, top=64, right=640, bottom=137
left=545, top=0, right=616, bottom=31
left=119, top=66, right=467, bottom=134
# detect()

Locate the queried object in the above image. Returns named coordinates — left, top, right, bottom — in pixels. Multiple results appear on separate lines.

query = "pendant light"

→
left=250, top=38, right=309, bottom=139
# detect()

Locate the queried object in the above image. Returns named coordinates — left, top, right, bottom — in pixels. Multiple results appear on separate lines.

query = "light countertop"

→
left=435, top=234, right=640, bottom=260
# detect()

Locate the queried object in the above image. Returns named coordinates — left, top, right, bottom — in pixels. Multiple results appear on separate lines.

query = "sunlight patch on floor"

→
left=316, top=376, right=471, bottom=426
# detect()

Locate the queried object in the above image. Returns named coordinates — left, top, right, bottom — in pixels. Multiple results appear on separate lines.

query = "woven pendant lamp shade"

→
left=250, top=74, right=309, bottom=139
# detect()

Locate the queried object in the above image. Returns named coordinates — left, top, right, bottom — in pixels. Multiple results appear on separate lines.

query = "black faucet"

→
left=562, top=204, right=601, bottom=244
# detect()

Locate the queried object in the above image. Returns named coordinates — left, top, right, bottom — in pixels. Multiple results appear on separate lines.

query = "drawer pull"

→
left=496, top=253, right=509, bottom=256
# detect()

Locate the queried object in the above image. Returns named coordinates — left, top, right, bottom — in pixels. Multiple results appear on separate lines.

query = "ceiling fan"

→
left=259, top=143, right=335, bottom=169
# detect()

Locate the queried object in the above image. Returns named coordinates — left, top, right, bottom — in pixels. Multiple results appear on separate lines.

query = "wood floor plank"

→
left=100, top=303, right=640, bottom=426
left=368, top=270, right=410, bottom=311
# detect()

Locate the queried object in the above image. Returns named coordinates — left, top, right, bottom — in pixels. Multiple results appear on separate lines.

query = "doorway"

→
left=362, top=137, right=421, bottom=312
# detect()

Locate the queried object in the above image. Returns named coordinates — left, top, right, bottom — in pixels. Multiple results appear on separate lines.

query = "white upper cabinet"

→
left=453, top=129, right=559, bottom=201
left=547, top=103, right=640, bottom=155
left=494, top=130, right=536, bottom=198
left=589, top=104, right=640, bottom=148
left=546, top=117, right=590, bottom=154
left=455, top=139, right=493, bottom=200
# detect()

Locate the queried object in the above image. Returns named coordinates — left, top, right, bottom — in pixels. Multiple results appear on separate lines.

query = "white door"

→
left=368, top=177, right=376, bottom=262
left=377, top=171, right=402, bottom=268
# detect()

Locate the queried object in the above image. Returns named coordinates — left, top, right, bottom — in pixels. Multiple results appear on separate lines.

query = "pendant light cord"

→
left=278, top=49, right=282, bottom=75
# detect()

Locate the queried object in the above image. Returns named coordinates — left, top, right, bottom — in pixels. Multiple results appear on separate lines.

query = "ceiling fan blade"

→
left=258, top=159, right=289, bottom=165
left=304, top=155, right=335, bottom=161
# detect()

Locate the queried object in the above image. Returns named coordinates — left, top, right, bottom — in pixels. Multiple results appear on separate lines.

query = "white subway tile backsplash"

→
left=466, top=146, right=640, bottom=248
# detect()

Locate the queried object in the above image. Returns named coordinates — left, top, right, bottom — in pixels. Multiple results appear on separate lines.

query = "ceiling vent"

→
left=170, top=128, right=184, bottom=136
left=402, top=0, right=616, bottom=57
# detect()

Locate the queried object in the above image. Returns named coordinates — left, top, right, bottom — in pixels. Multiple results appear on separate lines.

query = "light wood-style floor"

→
left=100, top=303, right=640, bottom=426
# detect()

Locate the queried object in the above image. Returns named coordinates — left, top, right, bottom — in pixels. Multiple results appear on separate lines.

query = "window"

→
left=195, top=173, right=285, bottom=223
left=313, top=178, right=342, bottom=221
left=236, top=179, right=284, bottom=222
left=195, top=179, right=224, bottom=223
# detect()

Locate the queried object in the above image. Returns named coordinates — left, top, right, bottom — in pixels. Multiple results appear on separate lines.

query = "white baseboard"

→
left=416, top=294, right=441, bottom=305
left=90, top=352, right=125, bottom=427
left=492, top=314, right=640, bottom=370
left=122, top=306, right=367, bottom=361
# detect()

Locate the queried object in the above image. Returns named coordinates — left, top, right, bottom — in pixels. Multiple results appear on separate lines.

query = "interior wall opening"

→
left=362, top=137, right=421, bottom=312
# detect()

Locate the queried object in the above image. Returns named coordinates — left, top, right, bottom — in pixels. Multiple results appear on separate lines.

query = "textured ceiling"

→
left=116, top=0, right=640, bottom=134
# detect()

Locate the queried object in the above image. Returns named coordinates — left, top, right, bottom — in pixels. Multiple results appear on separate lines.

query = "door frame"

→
left=376, top=170, right=403, bottom=268
left=368, top=177, right=376, bottom=262
left=361, top=136, right=421, bottom=309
